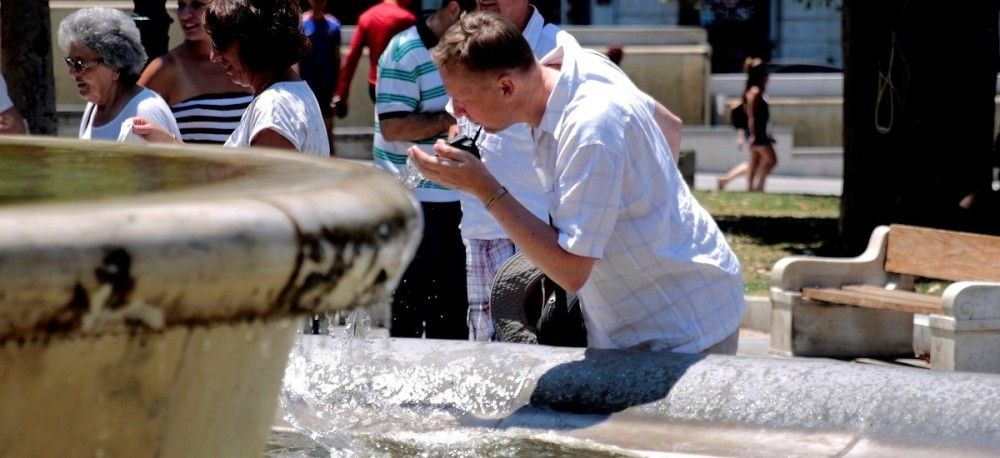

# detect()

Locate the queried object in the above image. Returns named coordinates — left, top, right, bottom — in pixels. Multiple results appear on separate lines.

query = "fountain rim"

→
left=0, top=136, right=422, bottom=340
left=0, top=136, right=388, bottom=211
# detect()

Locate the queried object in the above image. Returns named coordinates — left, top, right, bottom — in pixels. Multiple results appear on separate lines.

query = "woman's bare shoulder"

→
left=139, top=52, right=179, bottom=97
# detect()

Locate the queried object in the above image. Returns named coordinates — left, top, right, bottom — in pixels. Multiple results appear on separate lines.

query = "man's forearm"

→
left=380, top=111, right=454, bottom=142
left=477, top=182, right=595, bottom=293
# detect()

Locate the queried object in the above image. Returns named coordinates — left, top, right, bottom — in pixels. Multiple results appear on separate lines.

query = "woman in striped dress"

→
left=138, top=0, right=252, bottom=144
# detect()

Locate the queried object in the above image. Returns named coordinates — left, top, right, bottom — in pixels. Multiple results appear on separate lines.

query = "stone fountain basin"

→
left=279, top=336, right=1000, bottom=456
left=0, top=137, right=421, bottom=456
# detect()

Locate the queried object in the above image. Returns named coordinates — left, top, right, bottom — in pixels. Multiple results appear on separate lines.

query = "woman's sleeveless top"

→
left=170, top=92, right=254, bottom=144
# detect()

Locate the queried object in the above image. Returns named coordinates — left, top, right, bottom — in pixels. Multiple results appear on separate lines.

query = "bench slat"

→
left=886, top=224, right=1000, bottom=282
left=841, top=285, right=942, bottom=307
left=802, top=287, right=943, bottom=315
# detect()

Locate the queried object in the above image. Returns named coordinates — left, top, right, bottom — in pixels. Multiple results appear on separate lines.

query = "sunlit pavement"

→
left=695, top=172, right=842, bottom=196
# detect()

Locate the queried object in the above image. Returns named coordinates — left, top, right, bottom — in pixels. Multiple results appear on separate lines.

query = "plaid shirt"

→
left=533, top=47, right=745, bottom=353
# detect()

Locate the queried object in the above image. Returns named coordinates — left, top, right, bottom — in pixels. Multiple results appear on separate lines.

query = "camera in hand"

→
left=448, top=135, right=480, bottom=159
left=448, top=126, right=482, bottom=159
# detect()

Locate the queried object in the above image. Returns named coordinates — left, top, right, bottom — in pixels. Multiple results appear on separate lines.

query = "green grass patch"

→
left=693, top=190, right=842, bottom=296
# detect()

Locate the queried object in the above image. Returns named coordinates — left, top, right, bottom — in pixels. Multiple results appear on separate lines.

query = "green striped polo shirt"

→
left=373, top=25, right=456, bottom=203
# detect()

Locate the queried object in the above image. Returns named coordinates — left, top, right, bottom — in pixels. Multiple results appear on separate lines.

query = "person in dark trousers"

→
left=299, top=0, right=341, bottom=153
left=374, top=0, right=476, bottom=339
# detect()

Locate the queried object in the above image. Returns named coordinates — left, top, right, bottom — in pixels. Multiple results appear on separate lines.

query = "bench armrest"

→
left=770, top=225, right=891, bottom=291
left=939, top=281, right=1000, bottom=322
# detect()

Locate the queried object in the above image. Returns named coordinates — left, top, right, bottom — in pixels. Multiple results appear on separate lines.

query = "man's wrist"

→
left=483, top=185, right=509, bottom=211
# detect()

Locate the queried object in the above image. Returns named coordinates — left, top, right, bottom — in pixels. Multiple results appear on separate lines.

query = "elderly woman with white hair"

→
left=58, top=8, right=181, bottom=141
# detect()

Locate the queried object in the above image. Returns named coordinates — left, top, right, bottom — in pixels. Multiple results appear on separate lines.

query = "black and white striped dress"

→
left=170, top=92, right=254, bottom=144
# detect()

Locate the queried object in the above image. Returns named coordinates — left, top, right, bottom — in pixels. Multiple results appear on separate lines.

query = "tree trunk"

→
left=1, top=1, right=57, bottom=135
left=841, top=1, right=999, bottom=252
left=132, top=0, right=172, bottom=62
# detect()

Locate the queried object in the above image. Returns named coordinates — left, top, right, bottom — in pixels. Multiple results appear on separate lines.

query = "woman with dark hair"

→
left=59, top=8, right=181, bottom=141
left=138, top=0, right=253, bottom=144
left=717, top=57, right=777, bottom=191
left=134, top=0, right=329, bottom=156
left=743, top=57, right=778, bottom=190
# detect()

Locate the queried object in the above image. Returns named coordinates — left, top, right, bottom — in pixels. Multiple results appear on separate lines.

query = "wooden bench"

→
left=769, top=224, right=1000, bottom=373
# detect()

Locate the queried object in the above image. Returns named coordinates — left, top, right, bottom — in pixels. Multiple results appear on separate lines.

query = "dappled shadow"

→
left=713, top=215, right=847, bottom=256
left=485, top=349, right=704, bottom=431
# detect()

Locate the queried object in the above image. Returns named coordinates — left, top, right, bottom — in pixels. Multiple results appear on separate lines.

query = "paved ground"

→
left=695, top=172, right=842, bottom=196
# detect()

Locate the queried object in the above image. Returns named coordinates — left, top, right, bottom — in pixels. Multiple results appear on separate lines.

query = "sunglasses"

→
left=64, top=57, right=102, bottom=73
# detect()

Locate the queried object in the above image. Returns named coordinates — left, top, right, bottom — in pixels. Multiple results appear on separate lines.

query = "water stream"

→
left=269, top=321, right=643, bottom=457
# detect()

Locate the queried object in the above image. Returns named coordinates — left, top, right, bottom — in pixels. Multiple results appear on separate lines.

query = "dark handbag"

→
left=535, top=276, right=587, bottom=347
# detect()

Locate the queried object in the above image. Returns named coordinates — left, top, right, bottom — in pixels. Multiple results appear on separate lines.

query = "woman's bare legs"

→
left=749, top=145, right=777, bottom=191
left=748, top=148, right=762, bottom=191
left=717, top=161, right=749, bottom=190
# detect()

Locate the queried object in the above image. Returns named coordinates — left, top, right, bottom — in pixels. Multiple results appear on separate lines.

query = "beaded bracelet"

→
left=484, top=186, right=509, bottom=210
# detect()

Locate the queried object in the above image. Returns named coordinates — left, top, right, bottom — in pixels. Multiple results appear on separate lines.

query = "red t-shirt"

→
left=335, top=1, right=415, bottom=101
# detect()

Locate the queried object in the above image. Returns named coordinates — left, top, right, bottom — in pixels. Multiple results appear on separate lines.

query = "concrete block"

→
left=332, top=126, right=375, bottom=160
left=711, top=74, right=844, bottom=98
left=930, top=319, right=1000, bottom=373
left=913, top=314, right=931, bottom=359
left=769, top=291, right=913, bottom=358
left=740, top=295, right=772, bottom=332
left=929, top=281, right=1000, bottom=373
left=683, top=125, right=830, bottom=176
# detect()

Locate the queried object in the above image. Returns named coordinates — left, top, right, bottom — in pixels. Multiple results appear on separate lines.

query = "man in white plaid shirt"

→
left=412, top=12, right=745, bottom=353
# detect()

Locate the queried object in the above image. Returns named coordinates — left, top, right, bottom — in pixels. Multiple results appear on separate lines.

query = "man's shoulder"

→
left=382, top=27, right=429, bottom=64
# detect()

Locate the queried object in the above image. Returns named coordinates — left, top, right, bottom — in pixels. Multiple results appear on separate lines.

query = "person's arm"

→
left=652, top=100, right=682, bottom=161
left=250, top=128, right=297, bottom=151
left=130, top=116, right=182, bottom=144
left=136, top=95, right=183, bottom=140
left=334, top=20, right=366, bottom=116
left=137, top=55, right=176, bottom=103
left=0, top=107, right=26, bottom=134
left=0, top=74, right=26, bottom=134
left=330, top=20, right=342, bottom=104
left=745, top=87, right=761, bottom=143
left=375, top=36, right=454, bottom=142
left=380, top=112, right=454, bottom=142
left=409, top=142, right=595, bottom=292
left=735, top=128, right=746, bottom=151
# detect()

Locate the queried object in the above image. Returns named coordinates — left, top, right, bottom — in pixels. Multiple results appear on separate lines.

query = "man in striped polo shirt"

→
left=373, top=0, right=476, bottom=339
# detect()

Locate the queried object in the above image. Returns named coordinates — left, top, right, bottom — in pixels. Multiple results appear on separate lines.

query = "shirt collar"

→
left=521, top=6, right=545, bottom=50
left=537, top=46, right=571, bottom=137
left=416, top=14, right=438, bottom=49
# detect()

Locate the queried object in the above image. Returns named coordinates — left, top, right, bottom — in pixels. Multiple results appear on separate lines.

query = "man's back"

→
left=534, top=48, right=745, bottom=352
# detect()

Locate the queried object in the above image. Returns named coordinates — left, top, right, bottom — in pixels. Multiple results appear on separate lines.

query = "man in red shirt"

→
left=332, top=0, right=414, bottom=118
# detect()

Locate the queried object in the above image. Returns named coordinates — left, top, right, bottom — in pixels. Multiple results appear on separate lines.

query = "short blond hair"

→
left=431, top=11, right=535, bottom=77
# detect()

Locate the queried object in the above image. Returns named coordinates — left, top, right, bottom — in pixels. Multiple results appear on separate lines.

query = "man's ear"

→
left=498, top=75, right=515, bottom=99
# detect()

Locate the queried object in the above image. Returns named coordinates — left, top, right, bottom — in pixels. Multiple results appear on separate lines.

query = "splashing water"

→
left=399, top=159, right=425, bottom=190
left=342, top=310, right=371, bottom=340
left=271, top=336, right=640, bottom=457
